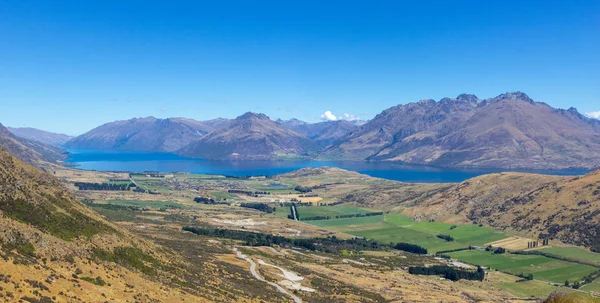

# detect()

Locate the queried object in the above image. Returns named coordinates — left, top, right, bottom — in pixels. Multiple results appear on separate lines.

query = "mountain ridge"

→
left=7, top=127, right=73, bottom=146
left=177, top=112, right=320, bottom=160
left=0, top=123, right=67, bottom=166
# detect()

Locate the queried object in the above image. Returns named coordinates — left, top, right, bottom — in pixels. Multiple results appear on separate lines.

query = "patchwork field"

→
left=538, top=247, right=600, bottom=266
left=448, top=250, right=598, bottom=284
left=302, top=213, right=508, bottom=253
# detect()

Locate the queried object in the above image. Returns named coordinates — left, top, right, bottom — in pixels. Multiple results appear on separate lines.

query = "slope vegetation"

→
left=0, top=123, right=67, bottom=165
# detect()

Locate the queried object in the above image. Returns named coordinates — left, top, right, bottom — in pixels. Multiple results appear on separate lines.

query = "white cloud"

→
left=156, top=107, right=167, bottom=112
left=320, top=111, right=364, bottom=122
left=585, top=111, right=600, bottom=119
left=340, top=113, right=361, bottom=121
left=320, top=110, right=337, bottom=121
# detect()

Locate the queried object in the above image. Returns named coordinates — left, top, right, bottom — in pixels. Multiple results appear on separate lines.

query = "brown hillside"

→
left=404, top=170, right=600, bottom=249
left=179, top=112, right=319, bottom=160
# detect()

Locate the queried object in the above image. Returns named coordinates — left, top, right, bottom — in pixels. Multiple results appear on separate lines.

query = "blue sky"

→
left=0, top=0, right=598, bottom=135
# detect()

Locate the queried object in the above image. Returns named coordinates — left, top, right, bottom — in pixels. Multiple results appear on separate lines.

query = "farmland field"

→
left=305, top=215, right=385, bottom=227
left=538, top=247, right=600, bottom=266
left=274, top=205, right=378, bottom=220
left=448, top=250, right=598, bottom=284
left=385, top=214, right=507, bottom=246
left=302, top=213, right=507, bottom=253
left=210, top=191, right=236, bottom=200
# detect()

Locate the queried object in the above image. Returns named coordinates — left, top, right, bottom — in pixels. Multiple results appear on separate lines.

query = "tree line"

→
left=74, top=182, right=134, bottom=191
left=182, top=226, right=429, bottom=255
left=240, top=203, right=275, bottom=214
left=409, top=265, right=485, bottom=281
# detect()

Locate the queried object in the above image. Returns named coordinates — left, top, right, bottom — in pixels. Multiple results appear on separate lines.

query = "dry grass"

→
left=543, top=291, right=600, bottom=303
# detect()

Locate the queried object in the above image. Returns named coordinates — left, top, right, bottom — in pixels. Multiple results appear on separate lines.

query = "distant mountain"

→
left=0, top=123, right=67, bottom=165
left=405, top=169, right=600, bottom=250
left=7, top=126, right=73, bottom=146
left=65, top=117, right=228, bottom=152
left=325, top=92, right=600, bottom=169
left=178, top=112, right=319, bottom=160
left=278, top=119, right=358, bottom=146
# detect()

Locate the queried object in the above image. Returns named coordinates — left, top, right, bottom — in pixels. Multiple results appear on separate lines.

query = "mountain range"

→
left=22, top=91, right=600, bottom=170
left=64, top=116, right=229, bottom=152
left=7, top=127, right=73, bottom=146
left=324, top=92, right=600, bottom=169
left=0, top=123, right=67, bottom=166
left=178, top=112, right=320, bottom=160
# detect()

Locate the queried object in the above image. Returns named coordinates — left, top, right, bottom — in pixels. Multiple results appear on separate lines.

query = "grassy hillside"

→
left=404, top=171, right=600, bottom=250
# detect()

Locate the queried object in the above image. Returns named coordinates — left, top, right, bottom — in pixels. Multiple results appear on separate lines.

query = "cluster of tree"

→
left=147, top=173, right=165, bottom=178
left=194, top=197, right=216, bottom=204
left=436, top=234, right=454, bottom=242
left=74, top=182, right=133, bottom=191
left=133, top=187, right=147, bottom=193
left=516, top=273, right=533, bottom=281
left=334, top=212, right=384, bottom=219
left=527, top=240, right=548, bottom=248
left=182, top=227, right=392, bottom=254
left=565, top=280, right=581, bottom=289
left=393, top=242, right=428, bottom=254
left=240, top=203, right=275, bottom=214
left=484, top=245, right=505, bottom=254
left=228, top=189, right=254, bottom=195
left=294, top=185, right=313, bottom=193
left=408, top=265, right=485, bottom=281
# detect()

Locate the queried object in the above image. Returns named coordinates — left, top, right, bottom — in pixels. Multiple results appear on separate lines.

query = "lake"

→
left=65, top=149, right=588, bottom=183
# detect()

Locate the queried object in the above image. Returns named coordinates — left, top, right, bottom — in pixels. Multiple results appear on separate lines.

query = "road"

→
left=234, top=248, right=303, bottom=303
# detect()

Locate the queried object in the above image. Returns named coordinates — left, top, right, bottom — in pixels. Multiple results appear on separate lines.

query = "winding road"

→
left=234, top=248, right=303, bottom=303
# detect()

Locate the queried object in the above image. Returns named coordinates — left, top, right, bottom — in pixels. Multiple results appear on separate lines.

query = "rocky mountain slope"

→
left=7, top=127, right=73, bottom=146
left=404, top=170, right=600, bottom=250
left=278, top=119, right=358, bottom=146
left=178, top=112, right=319, bottom=160
left=65, top=117, right=227, bottom=152
left=0, top=147, right=208, bottom=302
left=0, top=123, right=67, bottom=165
left=325, top=92, right=600, bottom=169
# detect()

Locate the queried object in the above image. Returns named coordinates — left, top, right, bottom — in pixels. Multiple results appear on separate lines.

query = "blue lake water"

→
left=65, top=149, right=588, bottom=183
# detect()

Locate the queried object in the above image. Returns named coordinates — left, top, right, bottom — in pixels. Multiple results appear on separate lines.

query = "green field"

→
left=296, top=206, right=377, bottom=218
left=210, top=191, right=236, bottom=200
left=274, top=205, right=378, bottom=220
left=448, top=250, right=598, bottom=284
left=305, top=215, right=385, bottom=227
left=351, top=224, right=466, bottom=253
left=385, top=214, right=507, bottom=246
left=305, top=214, right=507, bottom=253
left=495, top=279, right=562, bottom=298
left=582, top=278, right=600, bottom=293
left=538, top=247, right=600, bottom=266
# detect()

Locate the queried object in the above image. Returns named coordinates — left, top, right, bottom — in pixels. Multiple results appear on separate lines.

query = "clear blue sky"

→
left=0, top=0, right=598, bottom=135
